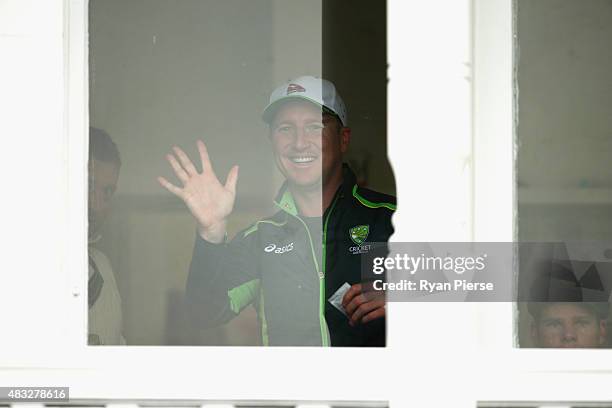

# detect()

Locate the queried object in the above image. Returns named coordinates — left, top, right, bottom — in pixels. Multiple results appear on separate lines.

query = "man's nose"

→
left=293, top=127, right=309, bottom=150
left=562, top=324, right=578, bottom=342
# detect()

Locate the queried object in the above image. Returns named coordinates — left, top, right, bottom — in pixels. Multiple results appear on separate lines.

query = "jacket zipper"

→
left=294, top=215, right=328, bottom=346
left=320, top=194, right=340, bottom=346
left=292, top=193, right=339, bottom=347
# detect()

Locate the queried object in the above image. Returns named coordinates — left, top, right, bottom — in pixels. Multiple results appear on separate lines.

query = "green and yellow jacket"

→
left=186, top=165, right=395, bottom=346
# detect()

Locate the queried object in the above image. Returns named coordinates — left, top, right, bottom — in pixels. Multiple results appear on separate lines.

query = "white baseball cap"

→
left=262, top=75, right=348, bottom=126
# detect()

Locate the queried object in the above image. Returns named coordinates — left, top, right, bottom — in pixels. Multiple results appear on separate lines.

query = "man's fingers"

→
left=342, top=283, right=362, bottom=308
left=166, top=154, right=189, bottom=183
left=345, top=294, right=367, bottom=316
left=224, top=165, right=239, bottom=194
left=157, top=176, right=183, bottom=197
left=196, top=140, right=214, bottom=174
left=361, top=306, right=386, bottom=324
left=173, top=146, right=198, bottom=176
left=350, top=299, right=384, bottom=325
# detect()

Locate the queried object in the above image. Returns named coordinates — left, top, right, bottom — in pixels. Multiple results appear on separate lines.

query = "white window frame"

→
left=473, top=0, right=612, bottom=404
left=4, top=0, right=612, bottom=406
left=3, top=0, right=390, bottom=402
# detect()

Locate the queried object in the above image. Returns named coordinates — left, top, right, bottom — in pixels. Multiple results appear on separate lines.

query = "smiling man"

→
left=159, top=76, right=395, bottom=346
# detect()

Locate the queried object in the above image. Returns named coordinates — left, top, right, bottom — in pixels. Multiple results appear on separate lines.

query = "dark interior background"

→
left=324, top=0, right=394, bottom=195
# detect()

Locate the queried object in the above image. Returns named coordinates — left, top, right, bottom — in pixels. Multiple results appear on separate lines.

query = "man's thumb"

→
left=225, top=165, right=239, bottom=193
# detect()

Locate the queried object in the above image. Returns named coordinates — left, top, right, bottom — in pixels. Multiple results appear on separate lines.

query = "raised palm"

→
left=158, top=140, right=238, bottom=242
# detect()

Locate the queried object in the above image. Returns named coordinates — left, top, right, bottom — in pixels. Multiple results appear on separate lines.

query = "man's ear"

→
left=340, top=127, right=351, bottom=153
left=599, top=319, right=607, bottom=346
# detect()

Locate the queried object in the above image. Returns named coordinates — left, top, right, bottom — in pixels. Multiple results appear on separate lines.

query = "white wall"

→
left=0, top=0, right=68, bottom=360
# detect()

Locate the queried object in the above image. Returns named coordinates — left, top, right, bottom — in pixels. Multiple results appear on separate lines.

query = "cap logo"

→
left=286, top=83, right=306, bottom=95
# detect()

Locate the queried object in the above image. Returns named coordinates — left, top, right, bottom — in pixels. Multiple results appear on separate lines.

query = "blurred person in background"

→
left=528, top=260, right=609, bottom=348
left=88, top=127, right=125, bottom=345
left=530, top=302, right=607, bottom=348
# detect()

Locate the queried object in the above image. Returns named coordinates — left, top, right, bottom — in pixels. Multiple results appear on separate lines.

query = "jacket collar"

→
left=274, top=189, right=299, bottom=216
left=273, top=164, right=356, bottom=216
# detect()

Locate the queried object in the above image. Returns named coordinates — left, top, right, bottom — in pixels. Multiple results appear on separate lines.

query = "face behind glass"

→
left=269, top=100, right=347, bottom=191
left=88, top=159, right=119, bottom=238
left=532, top=303, right=606, bottom=348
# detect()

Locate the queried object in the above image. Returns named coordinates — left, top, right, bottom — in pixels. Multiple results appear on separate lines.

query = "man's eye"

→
left=544, top=321, right=561, bottom=328
left=575, top=319, right=591, bottom=327
left=277, top=126, right=292, bottom=133
left=307, top=124, right=324, bottom=131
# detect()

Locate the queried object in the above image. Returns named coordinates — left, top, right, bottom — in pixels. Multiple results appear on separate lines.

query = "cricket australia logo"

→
left=349, top=225, right=369, bottom=245
left=349, top=225, right=371, bottom=255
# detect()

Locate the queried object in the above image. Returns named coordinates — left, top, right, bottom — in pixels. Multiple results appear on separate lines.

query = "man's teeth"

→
left=290, top=156, right=316, bottom=163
